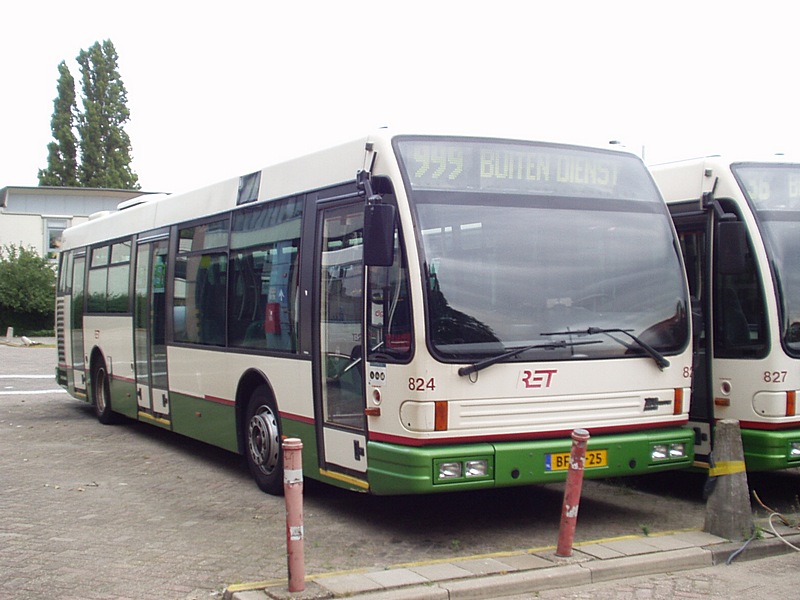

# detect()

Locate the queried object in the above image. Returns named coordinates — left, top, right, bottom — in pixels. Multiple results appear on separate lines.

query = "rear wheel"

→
left=92, top=361, right=117, bottom=424
left=245, top=385, right=283, bottom=495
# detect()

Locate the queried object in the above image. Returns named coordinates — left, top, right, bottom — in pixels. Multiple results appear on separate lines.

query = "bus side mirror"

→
left=364, top=203, right=395, bottom=267
left=716, top=220, right=747, bottom=275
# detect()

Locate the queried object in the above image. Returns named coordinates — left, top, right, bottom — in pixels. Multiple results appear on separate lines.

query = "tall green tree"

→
left=38, top=61, right=79, bottom=186
left=76, top=40, right=140, bottom=190
left=39, top=40, right=140, bottom=190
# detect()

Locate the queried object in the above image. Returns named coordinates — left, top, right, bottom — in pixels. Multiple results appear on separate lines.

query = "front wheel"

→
left=245, top=385, right=284, bottom=495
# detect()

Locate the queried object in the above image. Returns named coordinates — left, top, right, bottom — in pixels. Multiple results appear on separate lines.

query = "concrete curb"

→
left=709, top=533, right=800, bottom=565
left=225, top=527, right=800, bottom=600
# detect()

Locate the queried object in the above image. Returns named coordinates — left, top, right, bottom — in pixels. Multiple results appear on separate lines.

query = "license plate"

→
left=545, top=449, right=608, bottom=471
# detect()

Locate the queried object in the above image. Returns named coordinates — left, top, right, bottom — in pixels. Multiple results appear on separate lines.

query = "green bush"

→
left=0, top=245, right=56, bottom=335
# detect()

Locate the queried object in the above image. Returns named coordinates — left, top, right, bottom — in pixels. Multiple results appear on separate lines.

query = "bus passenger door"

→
left=70, top=252, right=87, bottom=396
left=133, top=239, right=171, bottom=424
left=315, top=201, right=368, bottom=485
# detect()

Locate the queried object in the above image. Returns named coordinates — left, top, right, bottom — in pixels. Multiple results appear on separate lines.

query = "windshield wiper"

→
left=541, top=327, right=670, bottom=371
left=457, top=340, right=602, bottom=377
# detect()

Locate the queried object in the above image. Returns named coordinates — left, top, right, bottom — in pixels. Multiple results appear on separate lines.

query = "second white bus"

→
left=653, top=156, right=800, bottom=471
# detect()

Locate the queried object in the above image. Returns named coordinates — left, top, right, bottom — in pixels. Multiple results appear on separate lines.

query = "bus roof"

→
left=60, top=129, right=644, bottom=250
left=61, top=134, right=375, bottom=249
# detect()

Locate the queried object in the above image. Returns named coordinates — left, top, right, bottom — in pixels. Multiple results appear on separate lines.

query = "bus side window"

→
left=228, top=196, right=303, bottom=353
left=174, top=252, right=228, bottom=346
left=198, top=258, right=227, bottom=345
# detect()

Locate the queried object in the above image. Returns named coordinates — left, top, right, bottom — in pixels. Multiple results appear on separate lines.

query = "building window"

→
left=45, top=218, right=70, bottom=260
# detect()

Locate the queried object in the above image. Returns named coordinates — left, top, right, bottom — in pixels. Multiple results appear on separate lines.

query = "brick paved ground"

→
left=0, top=341, right=738, bottom=600
left=2, top=344, right=280, bottom=599
left=533, top=551, right=800, bottom=599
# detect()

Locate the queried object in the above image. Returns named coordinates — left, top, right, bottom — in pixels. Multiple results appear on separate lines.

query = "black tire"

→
left=92, top=360, right=117, bottom=425
left=244, top=385, right=284, bottom=495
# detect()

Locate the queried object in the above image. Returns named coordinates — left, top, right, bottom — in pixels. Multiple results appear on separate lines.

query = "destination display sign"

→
left=395, top=138, right=655, bottom=200
left=733, top=164, right=800, bottom=209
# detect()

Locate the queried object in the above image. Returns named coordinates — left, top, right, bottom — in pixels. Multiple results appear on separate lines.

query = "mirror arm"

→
left=357, top=170, right=382, bottom=206
left=702, top=177, right=736, bottom=222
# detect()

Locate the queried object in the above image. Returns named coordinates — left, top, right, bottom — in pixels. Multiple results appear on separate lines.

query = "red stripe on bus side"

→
left=280, top=412, right=315, bottom=426
left=736, top=419, right=800, bottom=430
left=204, top=395, right=236, bottom=407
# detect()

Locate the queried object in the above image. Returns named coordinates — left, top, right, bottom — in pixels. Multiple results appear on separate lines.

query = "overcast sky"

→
left=2, top=1, right=797, bottom=194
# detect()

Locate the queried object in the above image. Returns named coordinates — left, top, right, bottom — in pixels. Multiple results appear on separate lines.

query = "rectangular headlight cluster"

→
left=789, top=441, right=800, bottom=459
left=436, top=458, right=491, bottom=482
left=651, top=442, right=687, bottom=461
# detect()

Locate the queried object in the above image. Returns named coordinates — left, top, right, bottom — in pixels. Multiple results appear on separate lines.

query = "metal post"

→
left=283, top=438, right=305, bottom=592
left=555, top=428, right=590, bottom=557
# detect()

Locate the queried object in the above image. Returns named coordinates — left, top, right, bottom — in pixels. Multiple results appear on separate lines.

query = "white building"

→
left=0, top=186, right=162, bottom=260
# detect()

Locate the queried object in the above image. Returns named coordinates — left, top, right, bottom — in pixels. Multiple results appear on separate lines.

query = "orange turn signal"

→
left=434, top=401, right=448, bottom=431
left=673, top=388, right=684, bottom=415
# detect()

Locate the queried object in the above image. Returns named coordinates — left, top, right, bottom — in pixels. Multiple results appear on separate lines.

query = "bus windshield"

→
left=733, top=163, right=800, bottom=353
left=395, top=137, right=689, bottom=362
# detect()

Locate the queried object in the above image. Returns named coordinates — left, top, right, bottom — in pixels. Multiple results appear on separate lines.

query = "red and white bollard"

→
left=555, top=428, right=590, bottom=557
left=283, top=438, right=305, bottom=592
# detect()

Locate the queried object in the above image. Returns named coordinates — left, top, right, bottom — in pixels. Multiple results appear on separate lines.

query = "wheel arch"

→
left=235, top=368, right=277, bottom=455
left=88, top=344, right=121, bottom=424
left=88, top=345, right=107, bottom=393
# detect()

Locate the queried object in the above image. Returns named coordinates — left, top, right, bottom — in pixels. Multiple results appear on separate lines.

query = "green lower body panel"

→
left=281, top=418, right=321, bottom=482
left=741, top=428, right=800, bottom=472
left=109, top=378, right=138, bottom=419
left=366, top=427, right=695, bottom=495
left=170, top=392, right=238, bottom=452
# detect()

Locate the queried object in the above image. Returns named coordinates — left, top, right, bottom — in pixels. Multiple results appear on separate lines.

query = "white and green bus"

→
left=652, top=156, right=800, bottom=472
left=55, top=131, right=693, bottom=495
